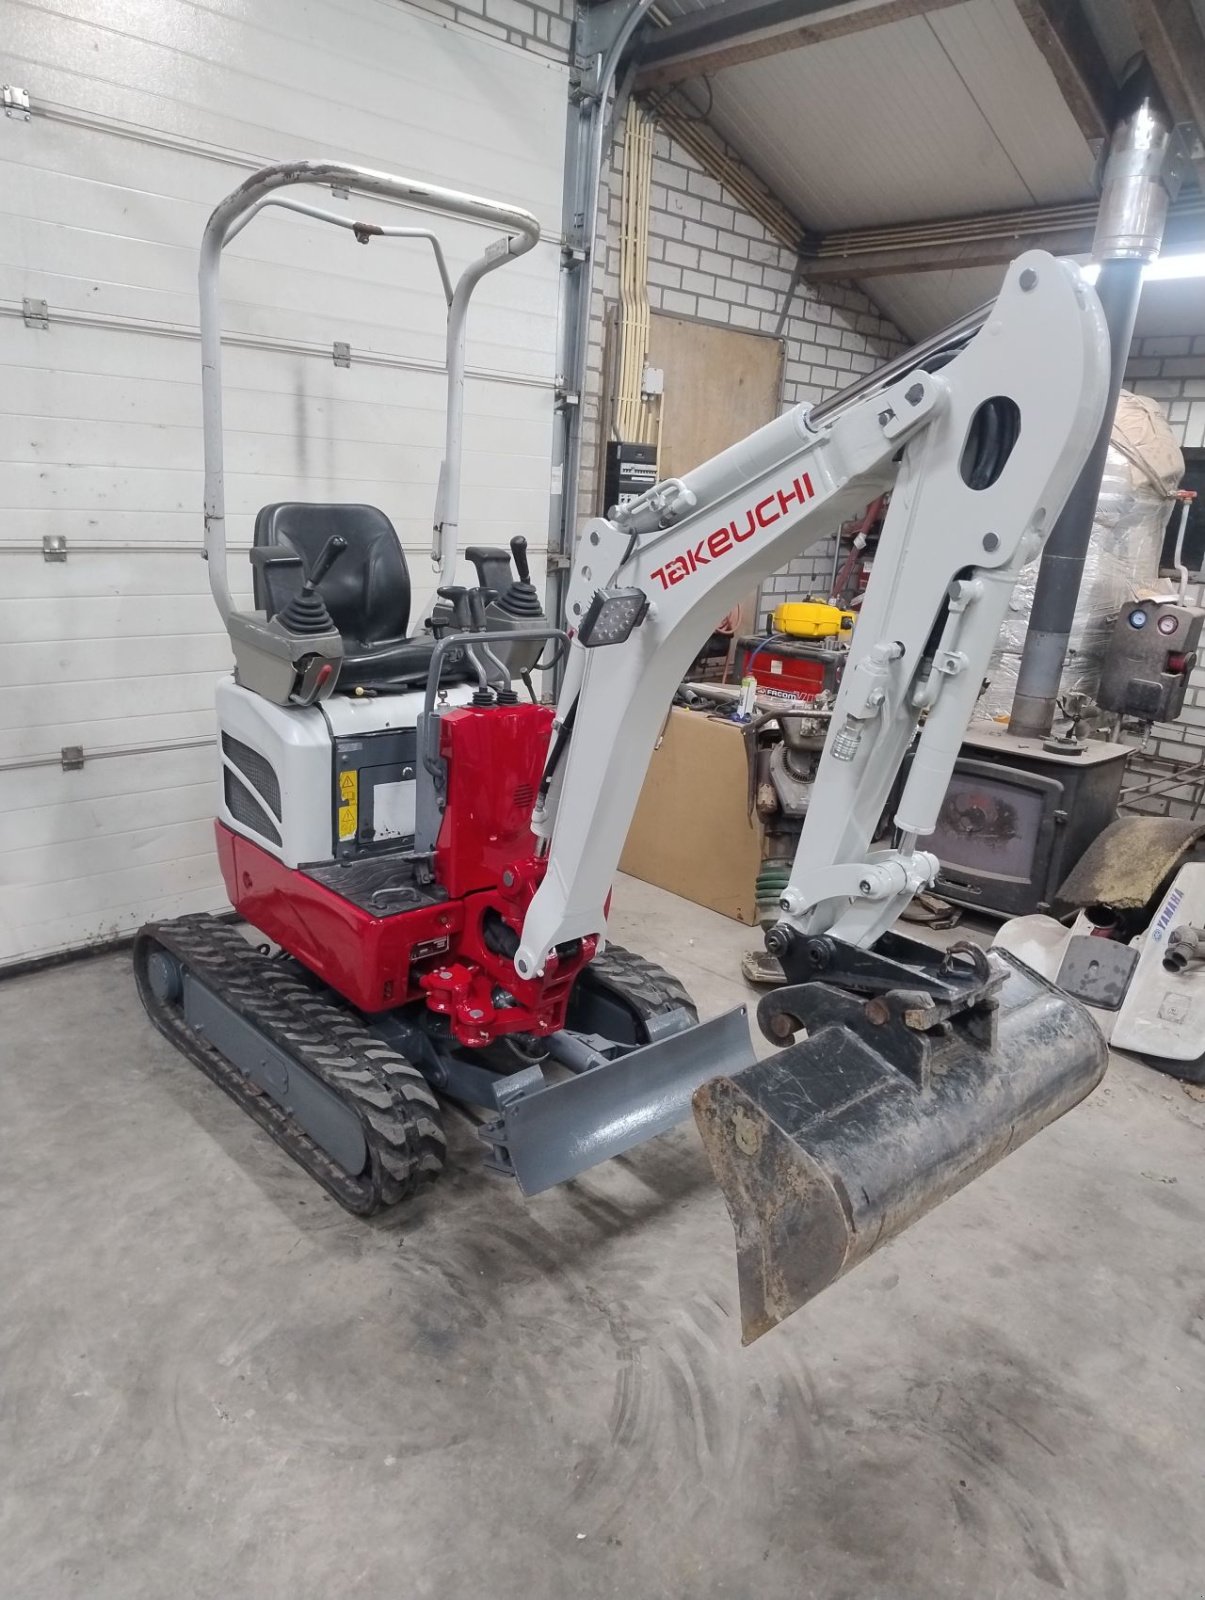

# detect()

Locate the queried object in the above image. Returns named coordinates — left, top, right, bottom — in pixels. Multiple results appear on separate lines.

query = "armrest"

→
left=248, top=545, right=304, bottom=569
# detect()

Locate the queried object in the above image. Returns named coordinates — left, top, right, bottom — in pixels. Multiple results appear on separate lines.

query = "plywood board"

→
left=647, top=314, right=784, bottom=480
left=620, top=708, right=762, bottom=925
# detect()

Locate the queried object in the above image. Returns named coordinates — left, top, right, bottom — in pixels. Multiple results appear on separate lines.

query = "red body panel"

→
left=433, top=702, right=555, bottom=898
left=217, top=823, right=464, bottom=1013
left=217, top=700, right=595, bottom=1042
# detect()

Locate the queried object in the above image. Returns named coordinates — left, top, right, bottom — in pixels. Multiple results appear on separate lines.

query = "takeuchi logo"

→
left=649, top=473, right=815, bottom=590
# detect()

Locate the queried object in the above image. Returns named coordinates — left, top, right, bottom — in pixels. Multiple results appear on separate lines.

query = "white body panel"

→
left=216, top=679, right=335, bottom=868
left=216, top=678, right=475, bottom=868
left=992, top=912, right=1119, bottom=1041
left=1, top=1, right=565, bottom=964
left=996, top=873, right=1205, bottom=1063
left=1112, top=865, right=1205, bottom=1060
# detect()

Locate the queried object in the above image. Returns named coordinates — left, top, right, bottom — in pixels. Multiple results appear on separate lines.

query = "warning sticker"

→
left=338, top=769, right=359, bottom=841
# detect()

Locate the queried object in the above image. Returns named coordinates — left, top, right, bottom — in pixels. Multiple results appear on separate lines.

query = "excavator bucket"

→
left=693, top=937, right=1107, bottom=1342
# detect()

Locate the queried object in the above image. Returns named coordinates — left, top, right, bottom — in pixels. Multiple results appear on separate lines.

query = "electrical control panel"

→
left=1096, top=598, right=1205, bottom=724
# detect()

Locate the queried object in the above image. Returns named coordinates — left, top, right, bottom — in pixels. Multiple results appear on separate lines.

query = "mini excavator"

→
left=137, top=161, right=1111, bottom=1341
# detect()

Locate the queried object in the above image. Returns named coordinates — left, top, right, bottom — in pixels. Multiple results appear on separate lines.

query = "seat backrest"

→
left=253, top=503, right=412, bottom=647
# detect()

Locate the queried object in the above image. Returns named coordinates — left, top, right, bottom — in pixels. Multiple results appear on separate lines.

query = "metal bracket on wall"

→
left=332, top=341, right=351, bottom=367
left=22, top=298, right=49, bottom=329
left=60, top=746, right=84, bottom=772
left=3, top=84, right=30, bottom=121
left=331, top=184, right=350, bottom=199
left=1179, top=122, right=1205, bottom=163
left=42, top=535, right=67, bottom=562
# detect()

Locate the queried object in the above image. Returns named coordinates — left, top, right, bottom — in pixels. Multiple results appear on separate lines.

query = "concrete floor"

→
left=2, top=876, right=1204, bottom=1600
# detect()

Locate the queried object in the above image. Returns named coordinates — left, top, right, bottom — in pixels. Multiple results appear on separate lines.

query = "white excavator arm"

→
left=515, top=253, right=1110, bottom=980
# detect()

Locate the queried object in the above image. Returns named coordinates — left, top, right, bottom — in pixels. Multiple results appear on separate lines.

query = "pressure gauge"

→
left=1157, top=612, right=1179, bottom=636
left=1127, top=607, right=1148, bottom=629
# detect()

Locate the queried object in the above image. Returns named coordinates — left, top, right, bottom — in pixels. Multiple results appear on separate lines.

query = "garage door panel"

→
left=0, top=860, right=222, bottom=966
left=3, top=262, right=556, bottom=380
left=1, top=551, right=244, bottom=601
left=7, top=6, right=565, bottom=213
left=3, top=632, right=234, bottom=687
left=0, top=708, right=218, bottom=765
left=7, top=83, right=560, bottom=222
left=1, top=0, right=565, bottom=964
left=0, top=670, right=228, bottom=735
left=0, top=330, right=555, bottom=431
left=4, top=816, right=218, bottom=892
left=1, top=415, right=552, bottom=494
left=3, top=772, right=216, bottom=849
left=1, top=458, right=553, bottom=525
left=3, top=745, right=217, bottom=812
left=9, top=591, right=241, bottom=646
left=0, top=162, right=562, bottom=335
left=2, top=364, right=551, bottom=456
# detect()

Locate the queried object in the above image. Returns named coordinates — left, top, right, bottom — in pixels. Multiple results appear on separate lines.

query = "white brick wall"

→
left=1119, top=336, right=1205, bottom=815
left=581, top=112, right=908, bottom=614
left=401, top=0, right=573, bottom=58
left=1126, top=334, right=1205, bottom=450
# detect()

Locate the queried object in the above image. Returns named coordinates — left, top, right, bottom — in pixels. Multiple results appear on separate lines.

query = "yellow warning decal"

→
left=338, top=769, right=359, bottom=841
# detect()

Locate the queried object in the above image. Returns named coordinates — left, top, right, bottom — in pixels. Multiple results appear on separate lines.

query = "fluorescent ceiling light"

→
left=1079, top=253, right=1205, bottom=285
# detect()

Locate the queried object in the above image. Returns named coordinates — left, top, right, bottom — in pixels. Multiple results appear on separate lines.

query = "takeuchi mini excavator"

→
left=137, top=161, right=1113, bottom=1342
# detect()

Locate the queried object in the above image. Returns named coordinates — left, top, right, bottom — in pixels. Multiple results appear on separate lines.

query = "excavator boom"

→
left=520, top=252, right=1112, bottom=1337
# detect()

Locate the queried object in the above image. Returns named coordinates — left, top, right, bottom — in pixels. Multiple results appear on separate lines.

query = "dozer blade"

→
left=693, top=950, right=1106, bottom=1343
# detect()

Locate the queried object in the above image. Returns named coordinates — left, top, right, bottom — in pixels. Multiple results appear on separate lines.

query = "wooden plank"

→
left=798, top=192, right=1205, bottom=280
left=1012, top=0, right=1117, bottom=142
left=801, top=224, right=1096, bottom=278
left=634, top=0, right=967, bottom=92
left=646, top=314, right=784, bottom=481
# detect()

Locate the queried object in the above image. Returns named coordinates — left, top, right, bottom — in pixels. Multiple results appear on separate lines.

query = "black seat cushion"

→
left=251, top=502, right=467, bottom=692
left=253, top=502, right=413, bottom=646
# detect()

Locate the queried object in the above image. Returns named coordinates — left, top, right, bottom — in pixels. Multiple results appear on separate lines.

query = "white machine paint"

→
left=216, top=678, right=476, bottom=869
left=994, top=866, right=1205, bottom=1069
left=0, top=0, right=566, bottom=964
left=518, top=255, right=1109, bottom=974
left=1113, top=865, right=1205, bottom=1061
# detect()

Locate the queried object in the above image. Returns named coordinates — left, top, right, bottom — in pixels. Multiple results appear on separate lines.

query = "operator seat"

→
left=251, top=502, right=461, bottom=692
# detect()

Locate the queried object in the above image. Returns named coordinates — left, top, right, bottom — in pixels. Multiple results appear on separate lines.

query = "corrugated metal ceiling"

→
left=867, top=263, right=1201, bottom=342
left=640, top=0, right=1200, bottom=344
left=868, top=264, right=1005, bottom=339
left=698, top=0, right=1097, bottom=232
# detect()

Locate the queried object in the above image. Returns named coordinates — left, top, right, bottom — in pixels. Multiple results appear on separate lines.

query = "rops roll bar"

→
left=198, top=160, right=541, bottom=626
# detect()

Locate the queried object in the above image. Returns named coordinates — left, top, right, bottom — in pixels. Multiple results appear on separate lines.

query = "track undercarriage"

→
left=136, top=914, right=713, bottom=1215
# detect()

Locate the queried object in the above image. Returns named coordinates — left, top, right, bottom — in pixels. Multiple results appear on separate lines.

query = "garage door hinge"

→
left=3, top=84, right=30, bottom=121
left=332, top=341, right=351, bottom=367
left=61, top=746, right=85, bottom=771
left=42, top=534, right=67, bottom=562
left=23, top=297, right=49, bottom=329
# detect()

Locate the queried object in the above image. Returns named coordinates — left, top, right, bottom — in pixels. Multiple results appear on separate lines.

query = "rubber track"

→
left=583, top=943, right=699, bottom=1033
left=134, top=915, right=446, bottom=1216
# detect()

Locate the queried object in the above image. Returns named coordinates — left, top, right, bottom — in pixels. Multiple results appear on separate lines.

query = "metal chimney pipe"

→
left=1008, top=72, right=1184, bottom=739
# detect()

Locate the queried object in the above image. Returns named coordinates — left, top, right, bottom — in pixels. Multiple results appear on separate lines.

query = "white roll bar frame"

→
left=199, top=159, right=541, bottom=625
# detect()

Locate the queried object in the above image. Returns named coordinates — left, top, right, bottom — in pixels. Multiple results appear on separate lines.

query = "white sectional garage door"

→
left=0, top=0, right=566, bottom=965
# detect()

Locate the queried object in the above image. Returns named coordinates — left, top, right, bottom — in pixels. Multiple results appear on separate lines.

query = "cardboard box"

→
left=620, top=707, right=762, bottom=924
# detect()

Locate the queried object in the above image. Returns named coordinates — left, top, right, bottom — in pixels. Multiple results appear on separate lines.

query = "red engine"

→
left=216, top=700, right=596, bottom=1048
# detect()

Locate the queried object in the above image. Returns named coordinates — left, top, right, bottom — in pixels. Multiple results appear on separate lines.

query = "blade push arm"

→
left=515, top=254, right=1109, bottom=979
